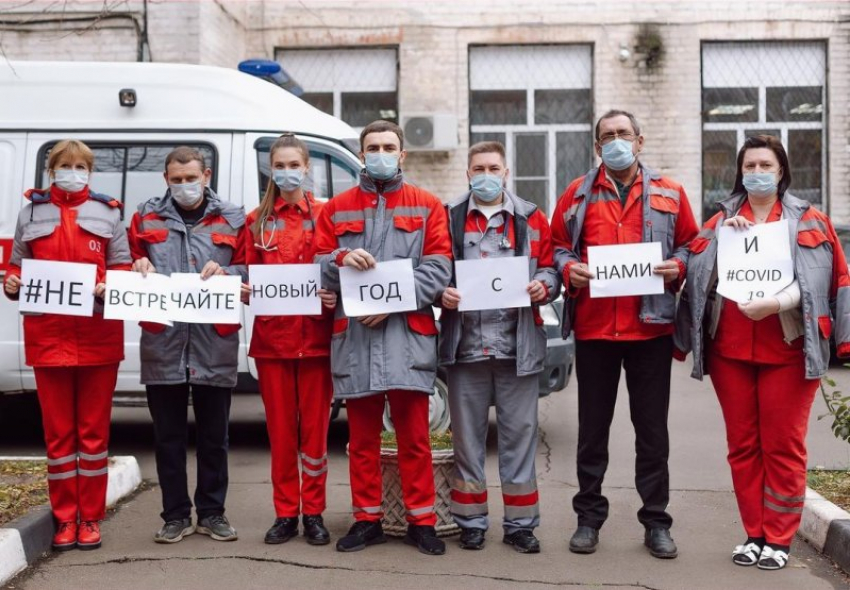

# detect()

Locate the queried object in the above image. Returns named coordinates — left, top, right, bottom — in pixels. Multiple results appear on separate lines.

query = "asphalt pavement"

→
left=2, top=361, right=850, bottom=590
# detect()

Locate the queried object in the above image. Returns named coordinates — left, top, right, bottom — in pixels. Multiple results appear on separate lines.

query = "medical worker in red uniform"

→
left=4, top=139, right=132, bottom=551
left=676, top=135, right=850, bottom=571
left=242, top=133, right=337, bottom=545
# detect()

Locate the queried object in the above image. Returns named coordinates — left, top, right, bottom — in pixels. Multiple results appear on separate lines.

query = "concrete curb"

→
left=0, top=455, right=142, bottom=587
left=799, top=486, right=850, bottom=573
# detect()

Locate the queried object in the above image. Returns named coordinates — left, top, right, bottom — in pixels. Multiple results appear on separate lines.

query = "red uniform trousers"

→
left=256, top=357, right=332, bottom=517
left=347, top=391, right=437, bottom=526
left=34, top=363, right=118, bottom=523
left=708, top=295, right=817, bottom=546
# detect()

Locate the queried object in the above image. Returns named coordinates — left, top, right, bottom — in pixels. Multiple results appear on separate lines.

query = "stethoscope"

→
left=254, top=195, right=316, bottom=252
left=467, top=209, right=512, bottom=250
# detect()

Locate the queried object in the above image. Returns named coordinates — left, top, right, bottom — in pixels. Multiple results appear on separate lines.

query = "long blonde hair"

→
left=252, top=133, right=310, bottom=240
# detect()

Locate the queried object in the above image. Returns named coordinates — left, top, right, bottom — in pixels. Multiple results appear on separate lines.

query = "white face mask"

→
left=53, top=169, right=89, bottom=193
left=170, top=181, right=204, bottom=208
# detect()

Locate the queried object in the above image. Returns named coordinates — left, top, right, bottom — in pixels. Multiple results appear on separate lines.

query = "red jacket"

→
left=551, top=165, right=699, bottom=341
left=4, top=185, right=132, bottom=367
left=245, top=193, right=333, bottom=359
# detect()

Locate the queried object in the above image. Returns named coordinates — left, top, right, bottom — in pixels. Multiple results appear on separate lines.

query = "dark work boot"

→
left=459, top=527, right=486, bottom=550
left=404, top=525, right=446, bottom=556
left=336, top=521, right=387, bottom=552
left=503, top=529, right=540, bottom=554
left=302, top=514, right=330, bottom=546
left=644, top=528, right=678, bottom=559
left=569, top=526, right=599, bottom=554
left=264, top=517, right=298, bottom=544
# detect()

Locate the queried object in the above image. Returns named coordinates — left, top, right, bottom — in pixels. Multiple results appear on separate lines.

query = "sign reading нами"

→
left=18, top=259, right=96, bottom=317
left=339, top=258, right=418, bottom=317
left=588, top=242, right=664, bottom=298
left=249, top=264, right=322, bottom=316
left=455, top=256, right=530, bottom=312
left=716, top=218, right=793, bottom=305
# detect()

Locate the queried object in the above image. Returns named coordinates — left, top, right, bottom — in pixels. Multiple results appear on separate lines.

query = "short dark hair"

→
left=595, top=109, right=641, bottom=141
left=165, top=146, right=206, bottom=172
left=468, top=141, right=506, bottom=167
left=359, top=120, right=404, bottom=151
left=732, top=134, right=792, bottom=198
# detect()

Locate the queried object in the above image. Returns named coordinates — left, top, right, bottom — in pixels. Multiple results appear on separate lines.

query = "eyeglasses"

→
left=598, top=131, right=636, bottom=145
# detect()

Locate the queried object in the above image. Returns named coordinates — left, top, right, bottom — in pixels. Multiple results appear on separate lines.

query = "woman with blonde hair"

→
left=242, top=133, right=337, bottom=545
left=3, top=139, right=132, bottom=551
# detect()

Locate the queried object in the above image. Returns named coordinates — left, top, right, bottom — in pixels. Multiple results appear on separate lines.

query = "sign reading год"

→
left=455, top=256, right=530, bottom=312
left=588, top=242, right=664, bottom=298
left=716, top=219, right=793, bottom=305
left=249, top=264, right=322, bottom=316
left=18, top=259, right=96, bottom=317
left=339, top=258, right=418, bottom=317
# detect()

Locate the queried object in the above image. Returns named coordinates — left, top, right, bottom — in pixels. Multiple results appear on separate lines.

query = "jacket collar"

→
left=718, top=191, right=810, bottom=221
left=359, top=169, right=404, bottom=195
left=273, top=191, right=314, bottom=215
left=450, top=188, right=536, bottom=220
left=146, top=187, right=243, bottom=228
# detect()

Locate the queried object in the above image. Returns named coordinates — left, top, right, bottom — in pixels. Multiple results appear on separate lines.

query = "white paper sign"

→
left=249, top=264, right=322, bottom=316
left=339, top=259, right=418, bottom=317
left=588, top=242, right=665, bottom=298
left=716, top=219, right=793, bottom=304
left=19, top=259, right=96, bottom=317
left=104, top=270, right=173, bottom=326
left=455, top=256, right=531, bottom=312
left=168, top=273, right=242, bottom=324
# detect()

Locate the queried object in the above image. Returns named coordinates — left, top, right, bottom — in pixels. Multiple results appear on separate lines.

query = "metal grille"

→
left=469, top=45, right=594, bottom=214
left=276, top=47, right=399, bottom=127
left=701, top=41, right=826, bottom=221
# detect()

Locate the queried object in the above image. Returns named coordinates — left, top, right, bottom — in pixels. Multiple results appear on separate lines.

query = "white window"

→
left=276, top=47, right=399, bottom=128
left=469, top=44, right=594, bottom=214
left=701, top=41, right=826, bottom=220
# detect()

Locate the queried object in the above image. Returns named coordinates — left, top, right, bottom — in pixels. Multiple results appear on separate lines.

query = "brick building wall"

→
left=1, top=0, right=847, bottom=223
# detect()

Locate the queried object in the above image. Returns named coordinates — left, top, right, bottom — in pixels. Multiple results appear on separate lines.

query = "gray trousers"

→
left=447, top=358, right=540, bottom=533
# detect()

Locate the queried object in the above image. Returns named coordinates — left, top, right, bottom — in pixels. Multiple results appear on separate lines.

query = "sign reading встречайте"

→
left=588, top=242, right=664, bottom=298
left=455, top=256, right=530, bottom=312
left=248, top=264, right=322, bottom=316
left=104, top=271, right=242, bottom=324
left=339, top=258, right=418, bottom=317
left=716, top=219, right=793, bottom=305
left=18, top=259, right=96, bottom=317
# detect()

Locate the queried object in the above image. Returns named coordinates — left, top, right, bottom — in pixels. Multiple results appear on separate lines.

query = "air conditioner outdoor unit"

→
left=401, top=113, right=458, bottom=151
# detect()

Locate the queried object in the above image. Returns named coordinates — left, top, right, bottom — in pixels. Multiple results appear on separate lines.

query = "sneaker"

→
left=336, top=520, right=387, bottom=552
left=154, top=518, right=195, bottom=544
left=197, top=515, right=238, bottom=542
left=459, top=527, right=486, bottom=550
left=52, top=521, right=77, bottom=551
left=302, top=514, right=331, bottom=546
left=404, top=524, right=446, bottom=556
left=264, top=517, right=298, bottom=545
left=77, top=521, right=102, bottom=550
left=503, top=529, right=540, bottom=554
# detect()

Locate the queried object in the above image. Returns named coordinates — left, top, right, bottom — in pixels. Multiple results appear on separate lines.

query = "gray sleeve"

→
left=533, top=265, right=561, bottom=304
left=105, top=213, right=132, bottom=268
left=414, top=254, right=453, bottom=308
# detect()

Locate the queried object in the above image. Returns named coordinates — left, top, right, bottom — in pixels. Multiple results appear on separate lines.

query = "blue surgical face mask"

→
left=364, top=152, right=399, bottom=181
left=742, top=172, right=778, bottom=198
left=470, top=173, right=504, bottom=203
left=273, top=168, right=304, bottom=192
left=600, top=138, right=636, bottom=171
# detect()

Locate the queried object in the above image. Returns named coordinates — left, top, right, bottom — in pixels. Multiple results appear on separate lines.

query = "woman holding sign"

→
left=676, top=135, right=850, bottom=571
left=242, top=133, right=337, bottom=546
left=3, top=139, right=132, bottom=551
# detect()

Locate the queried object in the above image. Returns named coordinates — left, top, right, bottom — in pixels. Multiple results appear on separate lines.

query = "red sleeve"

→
left=670, top=186, right=699, bottom=291
left=128, top=212, right=148, bottom=261
left=243, top=212, right=262, bottom=267
left=424, top=198, right=453, bottom=260
left=550, top=180, right=582, bottom=297
left=826, top=215, right=850, bottom=299
left=230, top=224, right=247, bottom=267
left=314, top=199, right=339, bottom=257
left=533, top=210, right=555, bottom=268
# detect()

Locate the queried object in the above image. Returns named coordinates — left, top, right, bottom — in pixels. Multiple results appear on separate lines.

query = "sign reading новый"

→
left=455, top=256, right=530, bottom=312
left=19, top=259, right=96, bottom=317
left=716, top=219, right=793, bottom=305
left=339, top=259, right=418, bottom=317
left=588, top=242, right=664, bottom=298
left=249, top=264, right=322, bottom=316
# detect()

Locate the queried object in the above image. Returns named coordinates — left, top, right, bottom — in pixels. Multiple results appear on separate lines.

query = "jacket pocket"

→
left=689, top=236, right=710, bottom=254
left=333, top=220, right=365, bottom=236
left=393, top=216, right=424, bottom=232
left=211, top=233, right=238, bottom=248
left=649, top=194, right=680, bottom=215
left=797, top=228, right=833, bottom=269
left=818, top=315, right=832, bottom=339
left=78, top=217, right=115, bottom=239
left=333, top=317, right=349, bottom=335
left=139, top=321, right=167, bottom=334
left=21, top=222, right=57, bottom=242
left=392, top=216, right=424, bottom=259
left=406, top=312, right=438, bottom=371
left=406, top=312, right=438, bottom=336
left=213, top=323, right=241, bottom=337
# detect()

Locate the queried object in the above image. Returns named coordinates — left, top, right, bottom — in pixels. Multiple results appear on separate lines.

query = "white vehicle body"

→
left=0, top=60, right=363, bottom=395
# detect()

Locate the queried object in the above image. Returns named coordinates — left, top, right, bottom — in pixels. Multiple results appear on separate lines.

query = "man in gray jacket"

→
left=439, top=141, right=559, bottom=553
left=128, top=146, right=248, bottom=544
